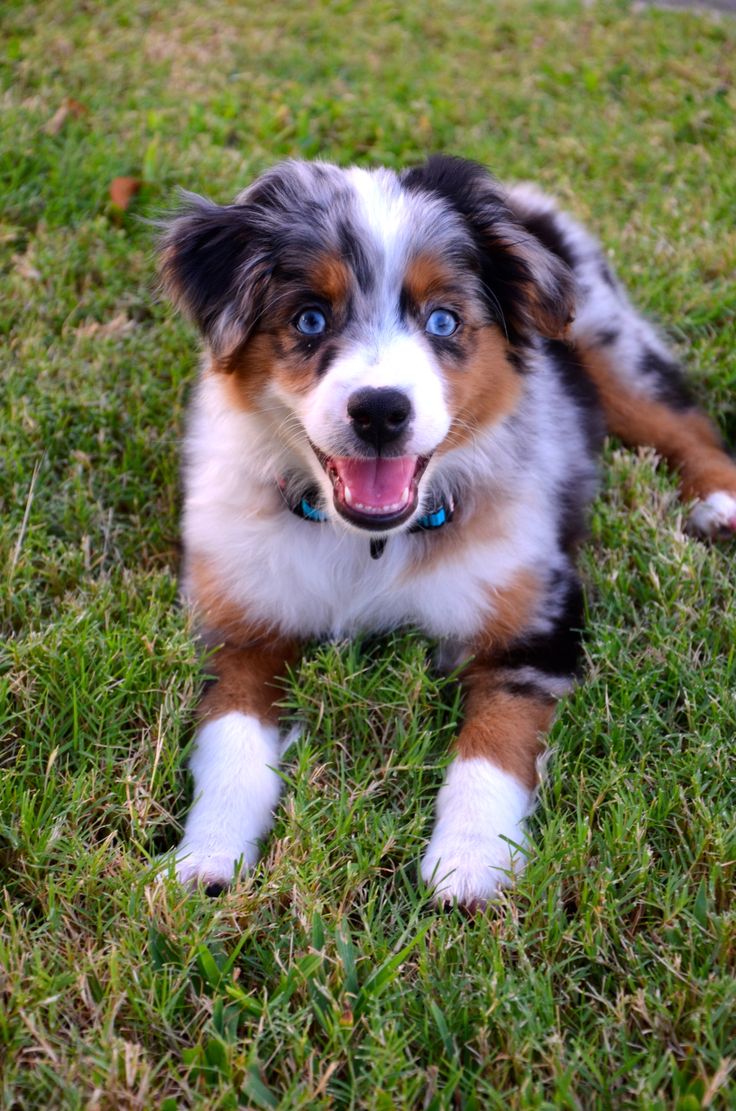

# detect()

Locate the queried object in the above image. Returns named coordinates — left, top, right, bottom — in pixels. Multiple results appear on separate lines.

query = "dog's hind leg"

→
left=573, top=322, right=736, bottom=533
left=578, top=344, right=736, bottom=539
left=575, top=340, right=736, bottom=537
left=507, top=183, right=736, bottom=537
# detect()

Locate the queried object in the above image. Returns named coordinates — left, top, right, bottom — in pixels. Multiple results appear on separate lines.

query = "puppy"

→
left=158, top=156, right=736, bottom=907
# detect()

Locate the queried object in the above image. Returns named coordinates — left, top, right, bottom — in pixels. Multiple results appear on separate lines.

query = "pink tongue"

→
left=332, top=456, right=417, bottom=508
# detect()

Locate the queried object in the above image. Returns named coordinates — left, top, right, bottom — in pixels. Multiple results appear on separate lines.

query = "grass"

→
left=1, top=0, right=736, bottom=1105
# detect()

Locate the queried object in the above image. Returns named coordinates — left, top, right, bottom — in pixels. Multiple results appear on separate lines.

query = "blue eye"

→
left=426, top=308, right=459, bottom=337
left=296, top=309, right=327, bottom=336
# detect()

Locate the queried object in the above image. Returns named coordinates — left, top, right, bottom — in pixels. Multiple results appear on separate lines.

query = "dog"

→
left=158, top=155, right=736, bottom=908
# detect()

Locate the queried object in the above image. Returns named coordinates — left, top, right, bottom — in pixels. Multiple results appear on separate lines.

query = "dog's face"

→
left=161, top=157, right=574, bottom=533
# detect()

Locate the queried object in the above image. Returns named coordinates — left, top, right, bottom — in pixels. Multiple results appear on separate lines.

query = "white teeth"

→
left=350, top=494, right=410, bottom=514
left=338, top=483, right=412, bottom=515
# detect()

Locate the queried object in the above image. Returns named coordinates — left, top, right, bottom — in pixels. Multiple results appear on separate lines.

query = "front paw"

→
left=421, top=829, right=525, bottom=908
left=165, top=711, right=283, bottom=895
left=420, top=757, right=532, bottom=909
left=170, top=841, right=255, bottom=892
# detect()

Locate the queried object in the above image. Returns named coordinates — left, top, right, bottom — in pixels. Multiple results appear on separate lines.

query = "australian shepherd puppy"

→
left=159, top=156, right=736, bottom=908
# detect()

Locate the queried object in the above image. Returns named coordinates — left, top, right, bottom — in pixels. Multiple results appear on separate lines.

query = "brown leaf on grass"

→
left=42, top=97, right=87, bottom=136
left=74, top=313, right=135, bottom=339
left=109, top=177, right=142, bottom=211
left=13, top=254, right=42, bottom=281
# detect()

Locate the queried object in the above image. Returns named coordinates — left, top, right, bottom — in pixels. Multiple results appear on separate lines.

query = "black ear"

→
left=158, top=193, right=268, bottom=355
left=402, top=156, right=575, bottom=343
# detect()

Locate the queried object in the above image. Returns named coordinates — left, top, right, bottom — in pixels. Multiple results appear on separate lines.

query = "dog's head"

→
left=160, top=156, right=574, bottom=533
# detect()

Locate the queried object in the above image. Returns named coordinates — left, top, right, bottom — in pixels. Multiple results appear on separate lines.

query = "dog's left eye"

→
left=295, top=309, right=327, bottom=336
left=426, top=309, right=459, bottom=337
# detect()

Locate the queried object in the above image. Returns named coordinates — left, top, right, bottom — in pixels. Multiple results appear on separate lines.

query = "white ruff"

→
left=182, top=364, right=584, bottom=643
left=421, top=757, right=533, bottom=905
left=173, top=712, right=282, bottom=887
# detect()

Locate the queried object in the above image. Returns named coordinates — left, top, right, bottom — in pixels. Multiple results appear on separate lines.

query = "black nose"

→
left=347, top=388, right=413, bottom=451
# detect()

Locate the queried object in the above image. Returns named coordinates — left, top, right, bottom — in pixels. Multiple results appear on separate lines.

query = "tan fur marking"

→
left=447, top=571, right=546, bottom=789
left=157, top=243, right=180, bottom=302
left=217, top=336, right=316, bottom=405
left=188, top=555, right=276, bottom=643
left=404, top=257, right=521, bottom=446
left=188, top=559, right=299, bottom=724
left=440, top=326, right=521, bottom=452
left=521, top=271, right=574, bottom=341
left=457, top=681, right=554, bottom=789
left=214, top=334, right=278, bottom=411
left=476, top=570, right=540, bottom=652
left=198, top=640, right=299, bottom=725
left=404, top=253, right=458, bottom=304
left=310, top=253, right=351, bottom=303
left=580, top=345, right=736, bottom=501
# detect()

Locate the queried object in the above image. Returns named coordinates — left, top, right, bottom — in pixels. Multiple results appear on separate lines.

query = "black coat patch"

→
left=639, top=348, right=694, bottom=410
left=497, top=572, right=585, bottom=679
left=517, top=210, right=577, bottom=270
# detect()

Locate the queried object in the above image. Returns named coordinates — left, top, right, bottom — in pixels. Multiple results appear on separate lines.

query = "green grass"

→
left=2, top=0, right=736, bottom=1106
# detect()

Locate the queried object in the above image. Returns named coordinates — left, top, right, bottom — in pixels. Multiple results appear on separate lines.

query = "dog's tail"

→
left=506, top=182, right=736, bottom=536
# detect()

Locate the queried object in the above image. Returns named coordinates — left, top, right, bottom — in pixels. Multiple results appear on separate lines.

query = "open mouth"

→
left=312, top=447, right=430, bottom=531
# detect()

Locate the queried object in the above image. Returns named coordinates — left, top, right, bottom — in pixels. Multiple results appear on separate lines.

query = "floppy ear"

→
left=158, top=194, right=269, bottom=356
left=402, top=156, right=575, bottom=343
left=493, top=220, right=576, bottom=340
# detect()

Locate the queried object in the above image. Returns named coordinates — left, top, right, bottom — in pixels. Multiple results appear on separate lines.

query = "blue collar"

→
left=282, top=484, right=455, bottom=559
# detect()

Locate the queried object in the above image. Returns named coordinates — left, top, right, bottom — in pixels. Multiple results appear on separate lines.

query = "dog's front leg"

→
left=421, top=660, right=563, bottom=909
left=173, top=639, right=298, bottom=892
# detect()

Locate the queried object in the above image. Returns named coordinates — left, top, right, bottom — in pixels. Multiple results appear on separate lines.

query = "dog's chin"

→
left=311, top=446, right=431, bottom=532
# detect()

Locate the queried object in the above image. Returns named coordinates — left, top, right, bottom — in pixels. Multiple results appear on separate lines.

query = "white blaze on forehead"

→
left=344, top=165, right=463, bottom=292
left=345, top=167, right=412, bottom=252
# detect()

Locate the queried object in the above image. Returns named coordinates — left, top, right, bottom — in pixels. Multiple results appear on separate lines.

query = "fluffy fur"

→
left=158, top=156, right=736, bottom=907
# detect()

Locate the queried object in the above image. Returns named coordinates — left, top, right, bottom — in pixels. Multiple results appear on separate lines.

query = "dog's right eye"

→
left=295, top=309, right=327, bottom=336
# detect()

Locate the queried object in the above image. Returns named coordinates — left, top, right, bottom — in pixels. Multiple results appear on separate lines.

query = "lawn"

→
left=1, top=0, right=735, bottom=1106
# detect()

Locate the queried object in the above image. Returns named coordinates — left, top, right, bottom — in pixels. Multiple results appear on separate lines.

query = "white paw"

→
left=687, top=491, right=736, bottom=538
left=421, top=829, right=525, bottom=907
left=420, top=757, right=533, bottom=908
left=171, top=711, right=282, bottom=893
left=171, top=842, right=257, bottom=891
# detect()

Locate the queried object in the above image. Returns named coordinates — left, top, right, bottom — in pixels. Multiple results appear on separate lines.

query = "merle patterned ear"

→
left=402, top=156, right=575, bottom=343
left=158, top=194, right=268, bottom=355
left=498, top=222, right=576, bottom=340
